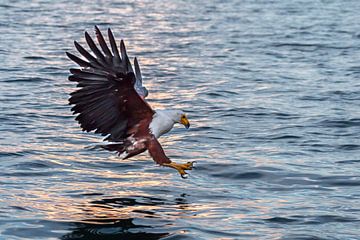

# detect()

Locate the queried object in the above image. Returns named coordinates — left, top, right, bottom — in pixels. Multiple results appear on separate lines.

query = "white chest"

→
left=149, top=111, right=175, bottom=138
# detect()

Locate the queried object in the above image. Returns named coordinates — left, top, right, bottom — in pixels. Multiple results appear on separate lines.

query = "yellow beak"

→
left=180, top=116, right=190, bottom=129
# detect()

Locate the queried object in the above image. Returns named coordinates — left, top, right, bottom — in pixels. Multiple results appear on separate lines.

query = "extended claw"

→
left=181, top=173, right=188, bottom=179
left=190, top=161, right=197, bottom=169
left=163, top=161, right=196, bottom=178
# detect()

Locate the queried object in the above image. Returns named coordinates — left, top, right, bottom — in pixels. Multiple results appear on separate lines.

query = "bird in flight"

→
left=66, top=26, right=195, bottom=178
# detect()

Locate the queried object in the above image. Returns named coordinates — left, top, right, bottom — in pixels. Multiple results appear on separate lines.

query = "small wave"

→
left=327, top=181, right=360, bottom=187
left=271, top=42, right=351, bottom=50
left=299, top=95, right=328, bottom=101
left=11, top=162, right=51, bottom=170
left=304, top=215, right=359, bottom=224
left=212, top=171, right=264, bottom=180
left=317, top=118, right=360, bottom=128
left=318, top=175, right=360, bottom=187
left=266, top=215, right=358, bottom=225
left=338, top=144, right=360, bottom=151
left=335, top=160, right=360, bottom=164
left=0, top=67, right=23, bottom=72
left=205, top=92, right=223, bottom=97
left=283, top=234, right=334, bottom=240
left=67, top=192, right=104, bottom=199
left=0, top=4, right=13, bottom=8
left=2, top=77, right=50, bottom=83
left=0, top=149, right=37, bottom=157
left=265, top=217, right=298, bottom=223
left=3, top=171, right=60, bottom=177
left=23, top=56, right=47, bottom=60
left=90, top=196, right=166, bottom=207
left=268, top=135, right=302, bottom=140
left=9, top=206, right=32, bottom=212
left=0, top=151, right=24, bottom=157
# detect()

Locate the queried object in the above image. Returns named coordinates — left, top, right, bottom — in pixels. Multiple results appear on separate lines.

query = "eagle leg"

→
left=163, top=161, right=196, bottom=178
left=147, top=137, right=196, bottom=178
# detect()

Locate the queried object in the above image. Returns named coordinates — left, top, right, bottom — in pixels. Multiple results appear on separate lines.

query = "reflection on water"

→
left=61, top=196, right=171, bottom=240
left=62, top=220, right=168, bottom=240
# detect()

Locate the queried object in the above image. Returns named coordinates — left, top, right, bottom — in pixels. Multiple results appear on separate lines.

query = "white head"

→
left=167, top=110, right=190, bottom=129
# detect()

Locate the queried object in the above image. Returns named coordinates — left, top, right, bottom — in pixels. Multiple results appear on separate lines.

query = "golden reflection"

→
left=3, top=161, right=291, bottom=240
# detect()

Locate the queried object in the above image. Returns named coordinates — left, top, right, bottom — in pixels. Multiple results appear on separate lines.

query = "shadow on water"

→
left=61, top=219, right=168, bottom=240
left=61, top=195, right=176, bottom=240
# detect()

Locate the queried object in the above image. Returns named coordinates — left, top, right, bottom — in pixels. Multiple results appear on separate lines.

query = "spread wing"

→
left=66, top=26, right=154, bottom=141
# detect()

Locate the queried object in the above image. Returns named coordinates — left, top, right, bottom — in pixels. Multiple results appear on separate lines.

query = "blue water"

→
left=1, top=0, right=360, bottom=239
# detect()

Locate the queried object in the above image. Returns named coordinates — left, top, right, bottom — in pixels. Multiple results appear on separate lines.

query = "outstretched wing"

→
left=66, top=26, right=154, bottom=141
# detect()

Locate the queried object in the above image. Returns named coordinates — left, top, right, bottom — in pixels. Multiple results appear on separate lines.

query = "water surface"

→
left=1, top=0, right=360, bottom=239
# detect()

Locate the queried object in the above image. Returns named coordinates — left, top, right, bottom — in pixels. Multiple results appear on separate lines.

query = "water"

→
left=1, top=0, right=360, bottom=239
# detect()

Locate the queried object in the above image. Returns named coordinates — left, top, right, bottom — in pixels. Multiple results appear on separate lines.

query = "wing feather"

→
left=108, top=28, right=121, bottom=60
left=73, top=41, right=103, bottom=69
left=95, top=26, right=113, bottom=61
left=67, top=26, right=154, bottom=141
left=134, top=57, right=142, bottom=84
left=120, top=40, right=134, bottom=73
left=85, top=31, right=108, bottom=67
left=66, top=52, right=92, bottom=68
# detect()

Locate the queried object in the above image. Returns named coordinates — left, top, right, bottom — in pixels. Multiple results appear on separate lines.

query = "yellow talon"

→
left=163, top=161, right=196, bottom=178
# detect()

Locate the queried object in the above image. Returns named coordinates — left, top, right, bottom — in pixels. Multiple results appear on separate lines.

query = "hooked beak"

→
left=180, top=116, right=190, bottom=129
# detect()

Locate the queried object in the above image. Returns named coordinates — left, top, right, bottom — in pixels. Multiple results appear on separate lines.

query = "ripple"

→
left=3, top=170, right=61, bottom=177
left=335, top=160, right=360, bottom=164
left=317, top=118, right=360, bottom=128
left=308, top=215, right=359, bottom=224
left=23, top=56, right=48, bottom=60
left=265, top=217, right=298, bottom=223
left=212, top=171, right=264, bottom=180
left=61, top=219, right=169, bottom=240
left=337, top=144, right=360, bottom=151
left=2, top=77, right=51, bottom=83
left=267, top=134, right=302, bottom=140
left=9, top=206, right=32, bottom=212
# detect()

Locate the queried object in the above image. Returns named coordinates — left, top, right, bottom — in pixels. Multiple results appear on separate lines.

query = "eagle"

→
left=66, top=26, right=195, bottom=178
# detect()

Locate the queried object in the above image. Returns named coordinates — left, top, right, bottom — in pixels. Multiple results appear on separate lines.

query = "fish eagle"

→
left=66, top=26, right=195, bottom=178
